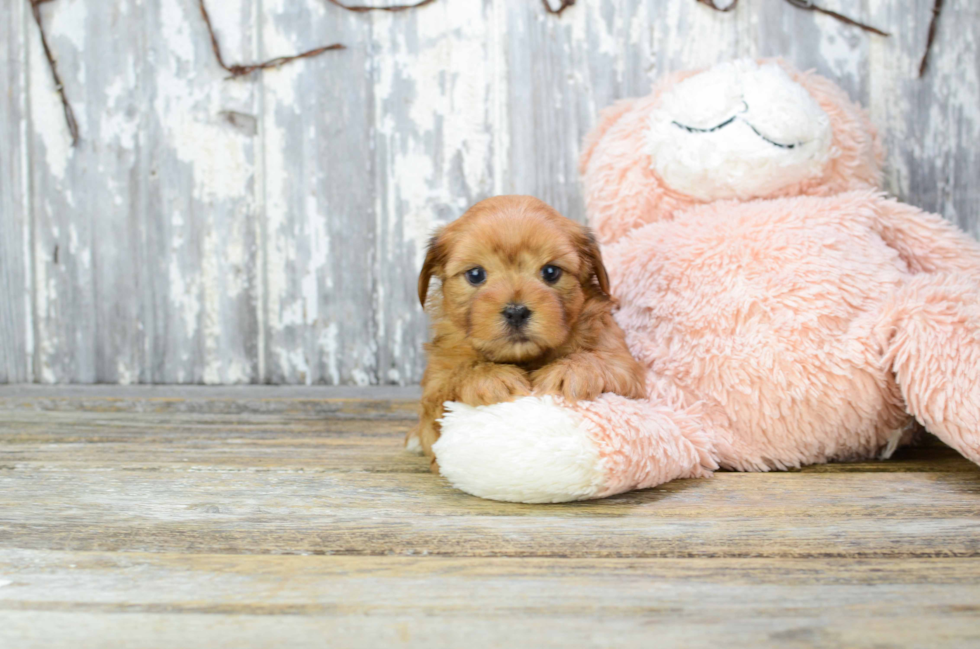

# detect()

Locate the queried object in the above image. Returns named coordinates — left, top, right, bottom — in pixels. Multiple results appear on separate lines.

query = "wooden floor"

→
left=1, top=387, right=979, bottom=649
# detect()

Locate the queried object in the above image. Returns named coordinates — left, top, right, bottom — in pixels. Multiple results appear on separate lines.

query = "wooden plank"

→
left=0, top=388, right=420, bottom=415
left=0, top=406, right=973, bottom=474
left=370, top=1, right=498, bottom=385
left=1, top=461, right=978, bottom=556
left=2, top=551, right=980, bottom=606
left=0, top=408, right=426, bottom=473
left=1, top=552, right=979, bottom=648
left=26, top=0, right=144, bottom=382
left=260, top=1, right=377, bottom=386
left=0, top=384, right=421, bottom=400
left=2, top=438, right=968, bottom=474
left=139, top=0, right=261, bottom=383
left=0, top=0, right=31, bottom=382
left=5, top=551, right=980, bottom=601
left=24, top=0, right=262, bottom=383
left=869, top=0, right=980, bottom=238
left=4, top=610, right=980, bottom=649
left=498, top=0, right=655, bottom=224
left=1, top=392, right=978, bottom=646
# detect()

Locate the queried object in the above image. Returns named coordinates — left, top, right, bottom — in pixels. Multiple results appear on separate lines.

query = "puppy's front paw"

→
left=531, top=361, right=603, bottom=402
left=457, top=364, right=532, bottom=406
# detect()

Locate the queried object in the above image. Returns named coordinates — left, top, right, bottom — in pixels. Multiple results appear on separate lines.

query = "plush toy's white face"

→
left=646, top=60, right=835, bottom=201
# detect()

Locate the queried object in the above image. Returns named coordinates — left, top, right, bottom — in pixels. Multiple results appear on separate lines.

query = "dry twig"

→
left=784, top=0, right=889, bottom=37
left=699, top=0, right=889, bottom=37
left=29, top=0, right=79, bottom=146
left=199, top=0, right=344, bottom=78
left=918, top=0, right=944, bottom=77
left=542, top=0, right=576, bottom=16
left=697, top=0, right=737, bottom=11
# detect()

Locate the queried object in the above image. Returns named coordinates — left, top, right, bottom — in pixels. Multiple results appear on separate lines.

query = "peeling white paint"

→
left=15, top=0, right=35, bottom=381
left=166, top=112, right=251, bottom=202
left=655, top=0, right=752, bottom=73
left=490, top=0, right=509, bottom=197
left=101, top=72, right=139, bottom=152
left=819, top=32, right=861, bottom=87
left=374, top=0, right=494, bottom=273
left=28, top=31, right=72, bottom=180
left=319, top=321, right=341, bottom=386
left=160, top=0, right=196, bottom=64
left=116, top=360, right=136, bottom=385
left=260, top=10, right=311, bottom=369
left=156, top=1, right=251, bottom=203
left=168, top=247, right=201, bottom=341
left=33, top=251, right=56, bottom=384
left=9, top=0, right=980, bottom=386
left=350, top=368, right=371, bottom=387
left=49, top=0, right=88, bottom=53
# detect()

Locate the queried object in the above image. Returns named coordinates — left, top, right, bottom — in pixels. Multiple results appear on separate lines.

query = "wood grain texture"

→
left=2, top=0, right=979, bottom=384
left=139, top=0, right=262, bottom=383
left=869, top=0, right=980, bottom=238
left=23, top=0, right=263, bottom=383
left=261, top=1, right=377, bottom=386
left=1, top=389, right=979, bottom=561
left=1, top=389, right=980, bottom=648
left=371, top=0, right=498, bottom=385
left=3, top=610, right=980, bottom=649
left=27, top=0, right=143, bottom=382
left=2, top=552, right=980, bottom=648
left=0, top=0, right=31, bottom=383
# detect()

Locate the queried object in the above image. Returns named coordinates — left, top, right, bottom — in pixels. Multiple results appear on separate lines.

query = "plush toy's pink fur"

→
left=432, top=59, right=980, bottom=503
left=575, top=191, right=980, bottom=498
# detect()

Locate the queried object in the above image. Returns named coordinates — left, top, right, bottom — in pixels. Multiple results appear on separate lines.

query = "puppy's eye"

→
left=464, top=267, right=487, bottom=286
left=541, top=265, right=563, bottom=284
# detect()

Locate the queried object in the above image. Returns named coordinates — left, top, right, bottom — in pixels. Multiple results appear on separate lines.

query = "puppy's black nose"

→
left=502, top=303, right=532, bottom=330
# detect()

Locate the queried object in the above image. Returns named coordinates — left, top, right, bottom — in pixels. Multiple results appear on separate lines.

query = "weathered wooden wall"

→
left=1, top=0, right=978, bottom=385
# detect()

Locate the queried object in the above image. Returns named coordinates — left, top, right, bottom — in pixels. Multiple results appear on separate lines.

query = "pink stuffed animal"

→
left=429, top=59, right=980, bottom=503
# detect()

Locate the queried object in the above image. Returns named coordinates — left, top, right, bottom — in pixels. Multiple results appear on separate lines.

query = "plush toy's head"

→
left=581, top=59, right=885, bottom=243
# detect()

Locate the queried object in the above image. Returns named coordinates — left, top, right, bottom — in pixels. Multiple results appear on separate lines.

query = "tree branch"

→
left=542, top=0, right=576, bottom=17
left=699, top=0, right=889, bottom=37
left=918, top=0, right=944, bottom=77
left=29, top=0, right=79, bottom=146
left=199, top=0, right=345, bottom=79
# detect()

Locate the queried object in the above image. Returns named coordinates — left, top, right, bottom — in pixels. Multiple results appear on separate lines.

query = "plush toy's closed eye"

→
left=670, top=101, right=806, bottom=150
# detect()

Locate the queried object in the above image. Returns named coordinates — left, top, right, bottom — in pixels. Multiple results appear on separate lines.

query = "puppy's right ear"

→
left=418, top=228, right=448, bottom=307
left=577, top=227, right=612, bottom=299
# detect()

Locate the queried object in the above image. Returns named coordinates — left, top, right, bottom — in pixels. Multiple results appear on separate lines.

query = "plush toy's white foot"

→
left=433, top=397, right=607, bottom=503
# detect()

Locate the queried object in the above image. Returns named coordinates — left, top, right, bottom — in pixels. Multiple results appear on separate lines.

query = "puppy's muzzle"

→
left=502, top=303, right=532, bottom=330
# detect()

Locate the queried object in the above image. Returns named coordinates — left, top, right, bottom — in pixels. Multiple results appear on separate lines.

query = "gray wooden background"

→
left=1, top=0, right=978, bottom=385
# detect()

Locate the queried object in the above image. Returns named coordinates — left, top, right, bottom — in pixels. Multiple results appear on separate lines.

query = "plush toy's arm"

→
left=433, top=393, right=717, bottom=503
left=874, top=198, right=980, bottom=277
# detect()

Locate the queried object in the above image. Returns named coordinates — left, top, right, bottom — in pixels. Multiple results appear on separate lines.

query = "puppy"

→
left=408, top=195, right=646, bottom=469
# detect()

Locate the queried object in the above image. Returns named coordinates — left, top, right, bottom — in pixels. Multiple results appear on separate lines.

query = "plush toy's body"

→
left=429, top=59, right=980, bottom=503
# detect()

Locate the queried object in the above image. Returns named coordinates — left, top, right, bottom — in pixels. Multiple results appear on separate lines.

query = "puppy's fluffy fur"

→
left=410, top=195, right=646, bottom=468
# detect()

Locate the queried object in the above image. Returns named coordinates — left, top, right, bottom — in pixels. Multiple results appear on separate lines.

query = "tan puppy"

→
left=409, top=195, right=646, bottom=469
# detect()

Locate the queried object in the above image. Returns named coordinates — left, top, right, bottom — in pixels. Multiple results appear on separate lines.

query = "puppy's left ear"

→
left=418, top=228, right=448, bottom=307
left=578, top=228, right=611, bottom=298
